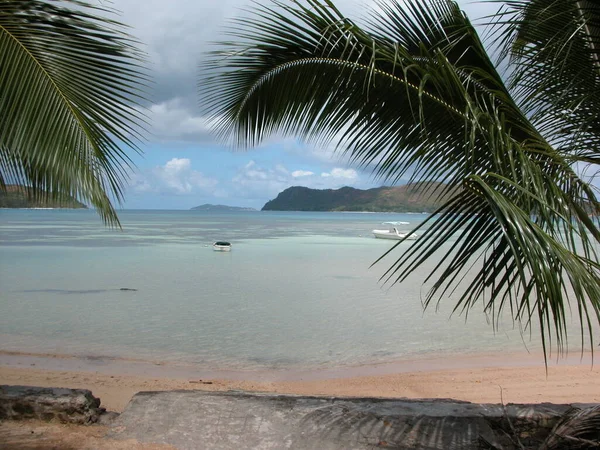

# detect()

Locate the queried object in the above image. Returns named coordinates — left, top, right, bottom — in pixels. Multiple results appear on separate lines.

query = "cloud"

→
left=292, top=170, right=314, bottom=177
left=321, top=168, right=358, bottom=180
left=115, top=0, right=248, bottom=78
left=100, top=0, right=493, bottom=146
left=99, top=0, right=378, bottom=144
left=145, top=98, right=217, bottom=143
left=130, top=158, right=218, bottom=195
left=230, top=161, right=291, bottom=200
left=229, top=160, right=374, bottom=202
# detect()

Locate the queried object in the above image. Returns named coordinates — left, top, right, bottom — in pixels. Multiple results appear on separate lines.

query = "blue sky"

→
left=112, top=0, right=500, bottom=210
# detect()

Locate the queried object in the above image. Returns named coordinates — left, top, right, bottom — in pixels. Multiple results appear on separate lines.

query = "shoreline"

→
left=1, top=348, right=590, bottom=381
left=1, top=350, right=598, bottom=412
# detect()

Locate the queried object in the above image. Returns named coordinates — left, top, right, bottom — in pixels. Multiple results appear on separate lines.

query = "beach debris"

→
left=189, top=380, right=213, bottom=384
left=119, top=288, right=137, bottom=291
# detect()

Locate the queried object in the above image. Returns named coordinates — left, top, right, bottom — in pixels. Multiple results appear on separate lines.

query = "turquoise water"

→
left=0, top=209, right=577, bottom=370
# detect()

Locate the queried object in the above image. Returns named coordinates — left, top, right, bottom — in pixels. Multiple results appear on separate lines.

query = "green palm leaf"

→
left=202, top=0, right=600, bottom=360
left=0, top=0, right=148, bottom=226
left=496, top=0, right=600, bottom=164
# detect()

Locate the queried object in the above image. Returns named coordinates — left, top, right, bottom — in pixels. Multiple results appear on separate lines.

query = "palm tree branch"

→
left=237, top=56, right=467, bottom=124
left=0, top=0, right=149, bottom=225
left=1, top=20, right=103, bottom=165
left=203, top=0, right=600, bottom=359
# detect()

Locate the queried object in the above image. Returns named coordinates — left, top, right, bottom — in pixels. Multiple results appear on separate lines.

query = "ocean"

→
left=0, top=209, right=584, bottom=371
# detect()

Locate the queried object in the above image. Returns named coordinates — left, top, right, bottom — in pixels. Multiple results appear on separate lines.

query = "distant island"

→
left=0, top=185, right=87, bottom=209
left=191, top=204, right=257, bottom=212
left=262, top=183, right=455, bottom=212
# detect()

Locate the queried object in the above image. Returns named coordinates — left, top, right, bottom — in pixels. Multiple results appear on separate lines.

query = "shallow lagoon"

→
left=0, top=209, right=585, bottom=370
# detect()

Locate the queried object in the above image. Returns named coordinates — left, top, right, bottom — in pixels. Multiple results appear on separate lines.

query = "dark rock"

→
left=41, top=412, right=55, bottom=421
left=0, top=385, right=104, bottom=424
left=119, top=288, right=137, bottom=291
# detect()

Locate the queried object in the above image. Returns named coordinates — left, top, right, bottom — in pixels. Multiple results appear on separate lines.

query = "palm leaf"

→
left=540, top=405, right=600, bottom=449
left=495, top=0, right=600, bottom=164
left=0, top=0, right=148, bottom=226
left=204, top=0, right=517, bottom=192
left=201, top=0, right=600, bottom=359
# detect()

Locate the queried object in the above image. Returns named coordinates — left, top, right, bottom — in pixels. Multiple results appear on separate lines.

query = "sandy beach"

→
left=1, top=351, right=598, bottom=412
left=1, top=351, right=599, bottom=449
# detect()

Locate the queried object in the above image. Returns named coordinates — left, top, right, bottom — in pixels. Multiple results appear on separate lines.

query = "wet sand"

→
left=1, top=350, right=598, bottom=412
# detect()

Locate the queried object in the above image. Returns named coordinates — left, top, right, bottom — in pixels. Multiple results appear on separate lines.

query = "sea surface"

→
left=0, top=209, right=589, bottom=371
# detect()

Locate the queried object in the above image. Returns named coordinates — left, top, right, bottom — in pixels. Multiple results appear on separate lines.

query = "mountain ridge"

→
left=0, top=185, right=87, bottom=209
left=262, top=183, right=454, bottom=212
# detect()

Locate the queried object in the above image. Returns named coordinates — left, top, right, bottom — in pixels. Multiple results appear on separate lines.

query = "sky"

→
left=106, top=0, right=500, bottom=210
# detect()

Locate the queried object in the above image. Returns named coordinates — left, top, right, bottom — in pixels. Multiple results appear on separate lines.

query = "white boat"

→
left=372, top=222, right=418, bottom=240
left=213, top=241, right=232, bottom=251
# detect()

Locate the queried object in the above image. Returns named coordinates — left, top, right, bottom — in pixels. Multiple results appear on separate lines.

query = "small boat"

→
left=213, top=241, right=232, bottom=251
left=372, top=222, right=418, bottom=240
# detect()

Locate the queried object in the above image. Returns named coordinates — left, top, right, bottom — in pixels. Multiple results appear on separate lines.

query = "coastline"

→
left=1, top=350, right=598, bottom=412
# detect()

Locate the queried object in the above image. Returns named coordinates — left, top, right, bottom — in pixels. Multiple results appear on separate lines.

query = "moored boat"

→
left=213, top=241, right=232, bottom=251
left=372, top=222, right=418, bottom=240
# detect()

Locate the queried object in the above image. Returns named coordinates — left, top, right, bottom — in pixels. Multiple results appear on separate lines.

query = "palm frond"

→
left=201, top=0, right=600, bottom=359
left=495, top=0, right=600, bottom=163
left=540, top=405, right=600, bottom=450
left=0, top=0, right=148, bottom=226
left=208, top=2, right=491, bottom=192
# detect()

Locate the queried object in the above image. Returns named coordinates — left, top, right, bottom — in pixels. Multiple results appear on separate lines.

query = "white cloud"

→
left=292, top=170, right=314, bottom=177
left=281, top=137, right=348, bottom=165
left=164, top=158, right=190, bottom=172
left=102, top=0, right=494, bottom=146
left=115, top=0, right=370, bottom=76
left=230, top=161, right=292, bottom=200
left=130, top=158, right=218, bottom=195
left=102, top=0, right=382, bottom=145
left=321, top=168, right=358, bottom=180
left=146, top=98, right=217, bottom=143
left=228, top=160, right=374, bottom=202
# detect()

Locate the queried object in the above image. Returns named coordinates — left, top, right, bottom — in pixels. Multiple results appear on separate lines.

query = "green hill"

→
left=262, top=183, right=455, bottom=212
left=0, top=185, right=87, bottom=209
